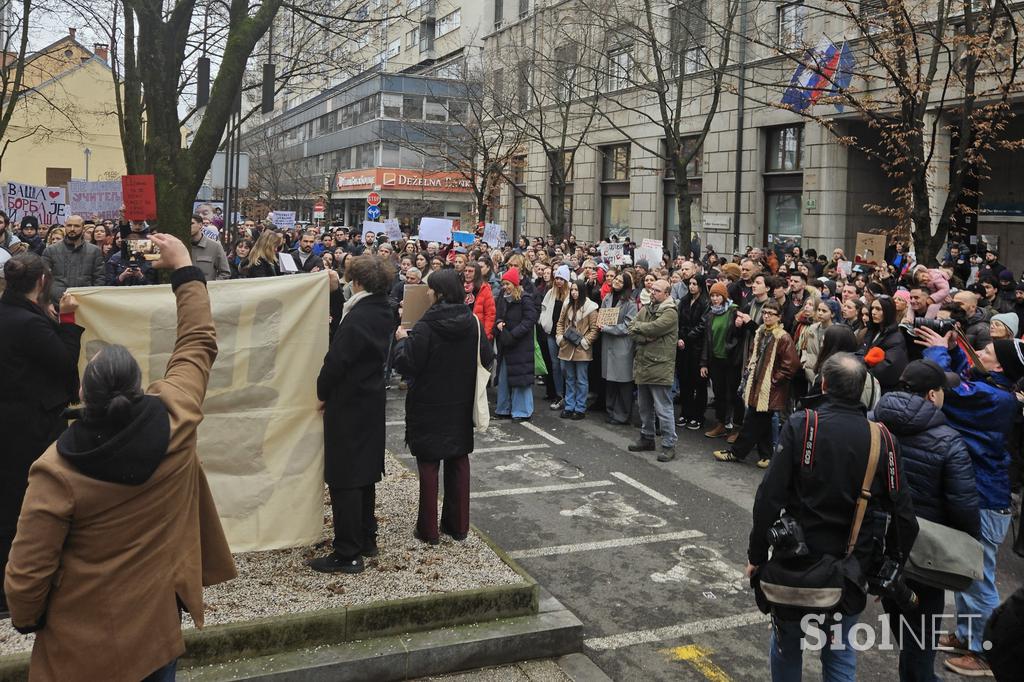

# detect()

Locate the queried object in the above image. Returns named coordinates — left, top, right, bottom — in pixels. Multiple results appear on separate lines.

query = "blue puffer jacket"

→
left=924, top=346, right=1020, bottom=510
left=873, top=391, right=980, bottom=537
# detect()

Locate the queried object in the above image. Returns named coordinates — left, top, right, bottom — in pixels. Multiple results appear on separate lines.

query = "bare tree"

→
left=743, top=0, right=1023, bottom=264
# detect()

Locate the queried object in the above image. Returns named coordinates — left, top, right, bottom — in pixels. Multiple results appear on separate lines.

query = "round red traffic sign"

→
left=314, top=202, right=325, bottom=212
left=367, top=192, right=382, bottom=206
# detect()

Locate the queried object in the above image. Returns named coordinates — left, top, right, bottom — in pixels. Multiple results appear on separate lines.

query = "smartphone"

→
left=126, top=239, right=160, bottom=261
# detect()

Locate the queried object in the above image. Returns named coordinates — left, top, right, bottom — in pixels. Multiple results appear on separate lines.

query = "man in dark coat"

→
left=310, top=255, right=396, bottom=574
left=0, top=253, right=83, bottom=616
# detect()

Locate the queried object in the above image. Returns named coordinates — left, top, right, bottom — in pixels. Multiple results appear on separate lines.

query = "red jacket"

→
left=472, top=283, right=496, bottom=340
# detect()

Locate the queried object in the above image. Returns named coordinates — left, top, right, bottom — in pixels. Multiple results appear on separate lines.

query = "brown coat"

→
left=4, top=278, right=237, bottom=682
left=556, top=297, right=600, bottom=362
left=742, top=324, right=799, bottom=412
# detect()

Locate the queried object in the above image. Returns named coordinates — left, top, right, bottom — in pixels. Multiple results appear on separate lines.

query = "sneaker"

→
left=308, top=554, right=364, bottom=574
left=944, top=653, right=993, bottom=677
left=687, top=419, right=703, bottom=431
left=726, top=431, right=740, bottom=444
left=704, top=423, right=727, bottom=438
left=560, top=410, right=573, bottom=419
left=713, top=450, right=742, bottom=463
left=756, top=458, right=771, bottom=469
left=492, top=412, right=511, bottom=420
left=512, top=416, right=531, bottom=423
left=550, top=398, right=564, bottom=410
left=657, top=446, right=677, bottom=462
left=676, top=415, right=688, bottom=425
left=937, top=633, right=971, bottom=654
left=571, top=412, right=585, bottom=420
left=628, top=437, right=656, bottom=452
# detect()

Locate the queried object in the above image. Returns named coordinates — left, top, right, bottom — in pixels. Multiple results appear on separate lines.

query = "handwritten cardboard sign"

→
left=4, top=181, right=66, bottom=225
left=854, top=232, right=887, bottom=266
left=597, top=307, right=621, bottom=327
left=121, top=175, right=157, bottom=221
left=68, top=180, right=122, bottom=220
left=270, top=211, right=296, bottom=229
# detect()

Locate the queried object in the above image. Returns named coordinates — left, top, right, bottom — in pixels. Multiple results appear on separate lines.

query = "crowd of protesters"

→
left=3, top=207, right=1024, bottom=681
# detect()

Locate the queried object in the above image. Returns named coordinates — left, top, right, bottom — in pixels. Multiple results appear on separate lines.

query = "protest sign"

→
left=122, top=175, right=158, bottom=221
left=482, top=223, right=505, bottom=248
left=597, top=307, right=621, bottom=327
left=401, top=284, right=431, bottom=328
left=451, top=231, right=476, bottom=245
left=634, top=238, right=664, bottom=268
left=854, top=232, right=887, bottom=266
left=271, top=211, right=296, bottom=229
left=383, top=218, right=402, bottom=241
left=600, top=242, right=625, bottom=265
left=68, top=180, right=122, bottom=220
left=4, top=180, right=67, bottom=225
left=361, top=220, right=385, bottom=236
left=836, top=259, right=853, bottom=278
left=278, top=252, right=298, bottom=273
left=419, top=217, right=453, bottom=244
left=68, top=274, right=330, bottom=552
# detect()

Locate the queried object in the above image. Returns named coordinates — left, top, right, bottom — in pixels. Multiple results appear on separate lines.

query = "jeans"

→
left=142, top=659, right=177, bottom=682
left=496, top=360, right=534, bottom=418
left=883, top=580, right=945, bottom=682
left=545, top=334, right=564, bottom=399
left=637, top=384, right=677, bottom=448
left=770, top=613, right=859, bottom=682
left=561, top=360, right=589, bottom=413
left=955, top=507, right=1011, bottom=652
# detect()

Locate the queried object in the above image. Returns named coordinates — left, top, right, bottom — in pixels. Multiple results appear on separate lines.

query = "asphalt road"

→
left=384, top=386, right=1024, bottom=681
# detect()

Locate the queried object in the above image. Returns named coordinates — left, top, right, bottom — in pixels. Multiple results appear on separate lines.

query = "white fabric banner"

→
left=68, top=273, right=329, bottom=552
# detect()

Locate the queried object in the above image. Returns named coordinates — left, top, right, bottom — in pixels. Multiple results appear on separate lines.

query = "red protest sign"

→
left=121, top=174, right=157, bottom=221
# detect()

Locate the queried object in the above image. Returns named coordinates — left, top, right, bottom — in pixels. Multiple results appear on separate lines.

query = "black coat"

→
left=493, top=291, right=538, bottom=387
left=678, top=292, right=709, bottom=353
left=862, top=325, right=908, bottom=392
left=0, top=292, right=83, bottom=558
left=316, top=293, right=393, bottom=488
left=874, top=391, right=980, bottom=537
left=239, top=258, right=280, bottom=278
left=393, top=303, right=494, bottom=461
left=290, top=249, right=323, bottom=273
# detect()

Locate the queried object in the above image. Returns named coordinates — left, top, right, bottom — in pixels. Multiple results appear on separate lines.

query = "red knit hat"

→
left=710, top=282, right=729, bottom=300
left=501, top=268, right=520, bottom=287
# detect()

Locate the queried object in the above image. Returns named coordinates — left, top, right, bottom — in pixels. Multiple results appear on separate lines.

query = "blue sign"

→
left=366, top=205, right=381, bottom=220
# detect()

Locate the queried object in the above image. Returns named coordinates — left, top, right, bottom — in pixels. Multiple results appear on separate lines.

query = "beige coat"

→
left=4, top=279, right=237, bottom=682
left=556, top=297, right=600, bottom=362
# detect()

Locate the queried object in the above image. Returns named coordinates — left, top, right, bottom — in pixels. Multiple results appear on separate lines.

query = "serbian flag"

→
left=782, top=38, right=854, bottom=112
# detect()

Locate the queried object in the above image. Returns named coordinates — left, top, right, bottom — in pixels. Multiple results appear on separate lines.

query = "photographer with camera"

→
left=951, top=291, right=991, bottom=350
left=748, top=352, right=917, bottom=681
left=874, top=360, right=980, bottom=681
left=913, top=327, right=1023, bottom=677
left=106, top=222, right=158, bottom=287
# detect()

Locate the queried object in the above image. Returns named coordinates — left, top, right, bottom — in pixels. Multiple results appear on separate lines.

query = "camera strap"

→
left=846, top=421, right=882, bottom=557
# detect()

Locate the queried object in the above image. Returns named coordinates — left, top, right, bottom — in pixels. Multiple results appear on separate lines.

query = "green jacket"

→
left=629, top=297, right=679, bottom=385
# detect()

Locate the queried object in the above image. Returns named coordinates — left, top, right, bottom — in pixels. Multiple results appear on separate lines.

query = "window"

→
left=671, top=0, right=708, bottom=75
left=519, top=0, right=529, bottom=19
left=554, top=45, right=578, bottom=101
left=492, top=68, right=505, bottom=107
left=448, top=99, right=468, bottom=122
left=386, top=39, right=401, bottom=59
left=512, top=155, right=527, bottom=239
left=355, top=142, right=378, bottom=168
left=549, top=150, right=574, bottom=231
left=765, top=125, right=803, bottom=171
left=778, top=2, right=805, bottom=50
left=408, top=0, right=421, bottom=8
left=383, top=93, right=403, bottom=118
left=494, top=0, right=504, bottom=30
left=407, top=27, right=420, bottom=50
left=436, top=9, right=461, bottom=38
left=403, top=94, right=424, bottom=120
left=606, top=47, right=633, bottom=91
left=517, top=61, right=531, bottom=111
left=600, top=144, right=630, bottom=238
left=425, top=96, right=447, bottom=122
left=764, top=125, right=804, bottom=240
left=381, top=142, right=401, bottom=167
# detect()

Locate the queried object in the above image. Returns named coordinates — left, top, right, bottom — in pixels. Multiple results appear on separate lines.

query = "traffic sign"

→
left=367, top=192, right=382, bottom=206
left=314, top=201, right=325, bottom=212
left=367, top=205, right=382, bottom=220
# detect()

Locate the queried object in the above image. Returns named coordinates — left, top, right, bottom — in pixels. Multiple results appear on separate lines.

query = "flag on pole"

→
left=781, top=38, right=855, bottom=112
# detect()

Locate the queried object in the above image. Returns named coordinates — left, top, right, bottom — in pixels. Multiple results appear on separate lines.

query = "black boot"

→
left=628, top=437, right=656, bottom=452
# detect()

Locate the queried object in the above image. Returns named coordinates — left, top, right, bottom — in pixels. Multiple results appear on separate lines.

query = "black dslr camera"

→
left=912, top=317, right=957, bottom=335
left=767, top=512, right=810, bottom=560
left=869, top=557, right=919, bottom=611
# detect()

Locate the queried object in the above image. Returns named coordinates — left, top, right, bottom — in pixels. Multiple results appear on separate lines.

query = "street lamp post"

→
left=84, top=147, right=92, bottom=181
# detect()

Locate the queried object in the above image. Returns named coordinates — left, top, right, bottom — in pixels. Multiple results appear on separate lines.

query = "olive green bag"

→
left=904, top=517, right=983, bottom=591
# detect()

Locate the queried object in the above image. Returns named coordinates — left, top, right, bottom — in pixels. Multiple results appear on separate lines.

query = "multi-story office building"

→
left=482, top=0, right=1024, bottom=272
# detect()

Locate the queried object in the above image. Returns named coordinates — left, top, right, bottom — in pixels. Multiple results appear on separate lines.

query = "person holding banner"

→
left=4, top=233, right=237, bottom=682
left=393, top=270, right=493, bottom=544
left=311, top=256, right=396, bottom=574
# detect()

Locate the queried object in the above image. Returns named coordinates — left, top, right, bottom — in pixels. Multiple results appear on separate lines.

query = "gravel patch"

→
left=1, top=451, right=523, bottom=657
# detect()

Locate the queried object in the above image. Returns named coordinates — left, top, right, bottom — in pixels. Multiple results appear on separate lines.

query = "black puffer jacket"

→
left=394, top=303, right=493, bottom=461
left=677, top=292, right=709, bottom=352
left=494, top=291, right=539, bottom=387
left=862, top=325, right=908, bottom=392
left=874, top=391, right=980, bottom=537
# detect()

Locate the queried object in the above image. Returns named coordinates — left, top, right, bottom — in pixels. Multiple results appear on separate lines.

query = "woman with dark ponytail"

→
left=4, top=234, right=236, bottom=682
left=0, top=253, right=82, bottom=618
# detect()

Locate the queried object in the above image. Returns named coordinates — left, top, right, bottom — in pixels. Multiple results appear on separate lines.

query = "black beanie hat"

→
left=992, top=339, right=1024, bottom=382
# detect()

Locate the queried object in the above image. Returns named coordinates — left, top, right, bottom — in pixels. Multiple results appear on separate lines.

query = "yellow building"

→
left=2, top=29, right=125, bottom=186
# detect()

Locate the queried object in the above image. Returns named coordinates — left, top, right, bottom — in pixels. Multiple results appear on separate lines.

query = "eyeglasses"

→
left=762, top=311, right=780, bottom=317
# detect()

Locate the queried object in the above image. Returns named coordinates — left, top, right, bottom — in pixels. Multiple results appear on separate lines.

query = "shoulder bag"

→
left=473, top=319, right=491, bottom=432
left=752, top=413, right=882, bottom=619
left=904, top=517, right=983, bottom=591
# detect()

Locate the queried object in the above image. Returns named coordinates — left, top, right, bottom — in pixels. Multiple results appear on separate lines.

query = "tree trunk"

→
left=674, top=164, right=693, bottom=257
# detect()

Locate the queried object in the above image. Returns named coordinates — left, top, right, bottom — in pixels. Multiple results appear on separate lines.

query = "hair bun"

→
left=105, top=393, right=135, bottom=426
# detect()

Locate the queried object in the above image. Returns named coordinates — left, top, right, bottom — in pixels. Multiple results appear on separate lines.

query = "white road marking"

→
left=560, top=491, right=666, bottom=528
left=471, top=480, right=614, bottom=498
left=610, top=472, right=677, bottom=506
left=650, top=545, right=747, bottom=595
left=386, top=420, right=404, bottom=426
left=494, top=452, right=583, bottom=479
left=474, top=443, right=550, bottom=454
left=584, top=611, right=770, bottom=651
left=508, top=529, right=704, bottom=559
left=518, top=421, right=566, bottom=445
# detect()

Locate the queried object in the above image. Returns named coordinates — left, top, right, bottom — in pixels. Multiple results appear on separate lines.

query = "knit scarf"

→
left=744, top=324, right=785, bottom=411
left=710, top=302, right=729, bottom=315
